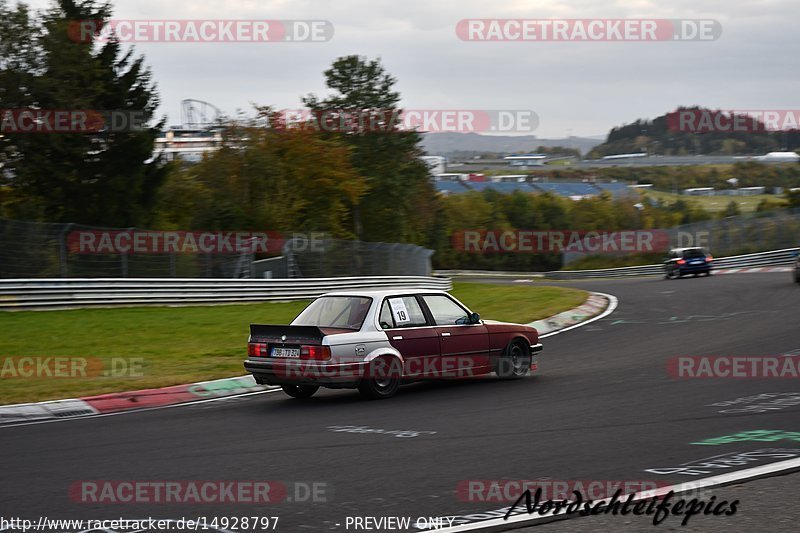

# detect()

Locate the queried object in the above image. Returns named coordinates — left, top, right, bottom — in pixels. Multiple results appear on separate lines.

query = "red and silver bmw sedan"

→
left=244, top=289, right=543, bottom=400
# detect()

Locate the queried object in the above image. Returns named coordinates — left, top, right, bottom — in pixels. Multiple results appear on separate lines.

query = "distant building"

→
left=504, top=154, right=547, bottom=167
left=154, top=127, right=223, bottom=163
left=601, top=153, right=647, bottom=160
left=490, top=175, right=528, bottom=182
left=682, top=187, right=715, bottom=196
left=420, top=156, right=447, bottom=175
left=434, top=173, right=468, bottom=181
left=755, top=151, right=800, bottom=162
left=715, top=187, right=766, bottom=196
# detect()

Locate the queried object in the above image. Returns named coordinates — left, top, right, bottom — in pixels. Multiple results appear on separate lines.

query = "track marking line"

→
left=539, top=292, right=619, bottom=339
left=423, top=457, right=800, bottom=532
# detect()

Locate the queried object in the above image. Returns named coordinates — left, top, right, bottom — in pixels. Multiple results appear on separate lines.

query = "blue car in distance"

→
left=664, top=247, right=713, bottom=279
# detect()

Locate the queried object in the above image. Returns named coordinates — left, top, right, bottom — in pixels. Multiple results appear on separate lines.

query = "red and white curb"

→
left=0, top=375, right=275, bottom=426
left=529, top=292, right=617, bottom=337
left=713, top=266, right=791, bottom=275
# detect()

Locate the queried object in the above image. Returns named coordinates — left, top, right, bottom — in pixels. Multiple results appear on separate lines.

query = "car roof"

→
left=321, top=289, right=449, bottom=299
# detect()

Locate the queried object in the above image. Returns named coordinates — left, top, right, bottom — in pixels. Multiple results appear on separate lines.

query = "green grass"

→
left=452, top=282, right=586, bottom=323
left=642, top=190, right=787, bottom=213
left=0, top=283, right=587, bottom=404
left=563, top=253, right=666, bottom=271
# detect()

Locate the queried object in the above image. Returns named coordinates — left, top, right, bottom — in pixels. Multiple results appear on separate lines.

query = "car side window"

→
left=379, top=301, right=394, bottom=329
left=421, top=295, right=470, bottom=326
left=385, top=297, right=427, bottom=328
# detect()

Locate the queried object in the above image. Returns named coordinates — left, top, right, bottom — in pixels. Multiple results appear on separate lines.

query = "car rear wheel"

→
left=496, top=341, right=530, bottom=379
left=358, top=357, right=401, bottom=399
left=281, top=384, right=319, bottom=399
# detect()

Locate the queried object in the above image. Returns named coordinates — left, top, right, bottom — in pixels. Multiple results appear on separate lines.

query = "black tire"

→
left=496, top=341, right=531, bottom=379
left=358, top=357, right=400, bottom=400
left=281, top=384, right=319, bottom=399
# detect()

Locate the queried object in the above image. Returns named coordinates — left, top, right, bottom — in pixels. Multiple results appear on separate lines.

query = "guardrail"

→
left=438, top=248, right=799, bottom=281
left=0, top=276, right=453, bottom=311
left=544, top=264, right=662, bottom=280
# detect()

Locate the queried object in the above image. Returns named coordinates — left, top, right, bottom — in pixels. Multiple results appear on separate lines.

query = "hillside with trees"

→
left=588, top=107, right=800, bottom=158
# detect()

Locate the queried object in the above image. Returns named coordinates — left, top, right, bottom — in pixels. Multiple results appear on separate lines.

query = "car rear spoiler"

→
left=249, top=324, right=326, bottom=345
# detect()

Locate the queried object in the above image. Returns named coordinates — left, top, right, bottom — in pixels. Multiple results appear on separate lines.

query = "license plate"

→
left=272, top=347, right=300, bottom=358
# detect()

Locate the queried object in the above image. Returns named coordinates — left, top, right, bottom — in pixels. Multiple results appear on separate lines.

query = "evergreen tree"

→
left=0, top=0, right=167, bottom=225
left=303, top=55, right=436, bottom=243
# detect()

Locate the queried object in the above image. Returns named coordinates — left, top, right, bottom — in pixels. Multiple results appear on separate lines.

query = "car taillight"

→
left=706, top=256, right=713, bottom=262
left=301, top=345, right=331, bottom=361
left=248, top=343, right=267, bottom=357
left=677, top=259, right=686, bottom=265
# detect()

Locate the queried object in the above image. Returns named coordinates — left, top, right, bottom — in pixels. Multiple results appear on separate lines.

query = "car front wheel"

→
left=496, top=341, right=531, bottom=379
left=281, top=384, right=319, bottom=399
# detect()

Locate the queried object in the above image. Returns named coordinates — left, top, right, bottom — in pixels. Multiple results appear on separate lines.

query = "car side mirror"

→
left=470, top=312, right=481, bottom=324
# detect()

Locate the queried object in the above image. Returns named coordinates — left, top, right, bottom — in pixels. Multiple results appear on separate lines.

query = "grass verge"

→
left=0, top=283, right=587, bottom=404
left=642, top=190, right=786, bottom=213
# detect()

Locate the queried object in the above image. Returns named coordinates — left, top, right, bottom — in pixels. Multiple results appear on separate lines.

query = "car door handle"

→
left=441, top=332, right=451, bottom=337
left=393, top=336, right=403, bottom=340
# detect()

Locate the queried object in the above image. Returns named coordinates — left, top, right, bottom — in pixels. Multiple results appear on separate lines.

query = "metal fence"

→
left=557, top=209, right=800, bottom=267
left=0, top=276, right=453, bottom=310
left=547, top=248, right=798, bottom=279
left=663, top=208, right=800, bottom=257
left=281, top=239, right=434, bottom=278
left=0, top=219, right=434, bottom=279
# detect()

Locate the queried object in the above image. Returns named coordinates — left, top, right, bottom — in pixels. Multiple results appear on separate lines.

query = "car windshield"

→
left=683, top=248, right=707, bottom=258
left=292, top=296, right=372, bottom=330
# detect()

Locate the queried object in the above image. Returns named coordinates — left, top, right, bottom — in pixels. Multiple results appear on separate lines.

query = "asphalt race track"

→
left=2, top=271, right=799, bottom=532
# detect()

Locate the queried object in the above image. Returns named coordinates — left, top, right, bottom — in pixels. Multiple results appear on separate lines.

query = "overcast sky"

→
left=23, top=0, right=800, bottom=137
